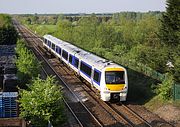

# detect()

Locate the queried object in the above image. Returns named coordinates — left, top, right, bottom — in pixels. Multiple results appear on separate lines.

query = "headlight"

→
left=104, top=87, right=109, bottom=90
left=122, top=86, right=127, bottom=90
left=120, top=93, right=127, bottom=96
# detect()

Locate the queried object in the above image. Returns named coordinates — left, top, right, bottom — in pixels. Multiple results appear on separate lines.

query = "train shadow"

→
left=126, top=68, right=160, bottom=105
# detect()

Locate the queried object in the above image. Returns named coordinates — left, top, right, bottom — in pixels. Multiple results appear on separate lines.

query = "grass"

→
left=27, top=24, right=57, bottom=36
left=145, top=95, right=180, bottom=112
left=144, top=96, right=165, bottom=111
left=173, top=101, right=180, bottom=107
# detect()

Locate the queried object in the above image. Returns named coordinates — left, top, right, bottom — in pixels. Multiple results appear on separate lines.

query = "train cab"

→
left=101, top=66, right=128, bottom=101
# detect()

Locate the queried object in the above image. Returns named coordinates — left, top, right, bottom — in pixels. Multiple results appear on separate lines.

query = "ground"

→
left=154, top=104, right=180, bottom=126
left=145, top=96, right=180, bottom=126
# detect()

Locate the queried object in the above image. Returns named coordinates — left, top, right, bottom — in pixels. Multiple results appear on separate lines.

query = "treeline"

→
left=0, top=14, right=18, bottom=45
left=16, top=11, right=162, bottom=25
left=15, top=13, right=112, bottom=25
left=17, top=11, right=179, bottom=82
left=17, top=4, right=179, bottom=101
left=55, top=13, right=176, bottom=77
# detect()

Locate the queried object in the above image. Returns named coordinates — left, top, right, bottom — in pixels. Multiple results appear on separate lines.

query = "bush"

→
left=0, top=14, right=18, bottom=45
left=15, top=39, right=41, bottom=85
left=18, top=76, right=65, bottom=126
left=156, top=73, right=174, bottom=100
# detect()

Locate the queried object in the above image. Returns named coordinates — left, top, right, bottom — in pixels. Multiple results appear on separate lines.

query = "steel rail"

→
left=15, top=23, right=103, bottom=127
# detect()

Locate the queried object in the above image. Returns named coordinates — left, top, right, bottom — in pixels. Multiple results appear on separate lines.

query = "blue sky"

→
left=0, top=0, right=166, bottom=14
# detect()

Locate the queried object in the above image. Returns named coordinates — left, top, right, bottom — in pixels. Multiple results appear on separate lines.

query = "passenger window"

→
left=52, top=43, right=55, bottom=50
left=93, top=69, right=101, bottom=84
left=62, top=50, right=68, bottom=60
left=55, top=46, right=59, bottom=53
left=58, top=48, right=61, bottom=55
left=74, top=57, right=79, bottom=68
left=44, top=39, right=47, bottom=44
left=80, top=61, right=91, bottom=78
left=48, top=41, right=51, bottom=47
left=69, top=55, right=73, bottom=64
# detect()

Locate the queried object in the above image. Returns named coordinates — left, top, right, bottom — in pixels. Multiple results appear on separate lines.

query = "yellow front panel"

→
left=106, top=84, right=125, bottom=91
left=105, top=68, right=124, bottom=71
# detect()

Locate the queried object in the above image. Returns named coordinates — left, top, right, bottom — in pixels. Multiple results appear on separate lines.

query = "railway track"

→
left=13, top=21, right=172, bottom=127
left=108, top=103, right=152, bottom=127
left=71, top=67, right=152, bottom=127
left=42, top=63, right=102, bottom=127
left=14, top=21, right=103, bottom=127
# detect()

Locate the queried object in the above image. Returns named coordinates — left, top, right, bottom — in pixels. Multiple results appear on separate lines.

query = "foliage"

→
left=15, top=39, right=41, bottom=85
left=56, top=19, right=73, bottom=41
left=19, top=12, right=170, bottom=76
left=0, top=14, right=12, bottom=27
left=17, top=11, right=179, bottom=101
left=173, top=55, right=180, bottom=82
left=18, top=76, right=65, bottom=126
left=155, top=73, right=174, bottom=100
left=159, top=0, right=180, bottom=47
left=28, top=24, right=57, bottom=36
left=0, top=14, right=18, bottom=45
left=159, top=0, right=180, bottom=82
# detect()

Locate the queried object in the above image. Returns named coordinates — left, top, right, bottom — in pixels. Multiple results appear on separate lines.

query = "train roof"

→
left=43, top=35, right=123, bottom=70
left=44, top=35, right=68, bottom=46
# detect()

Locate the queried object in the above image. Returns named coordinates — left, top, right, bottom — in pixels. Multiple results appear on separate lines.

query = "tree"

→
left=78, top=15, right=99, bottom=49
left=25, top=18, right=32, bottom=24
left=97, top=23, right=121, bottom=50
left=0, top=14, right=18, bottom=45
left=18, top=76, right=65, bottom=126
left=32, top=13, right=39, bottom=24
left=159, top=0, right=180, bottom=82
left=56, top=19, right=73, bottom=41
left=156, top=74, right=174, bottom=100
left=159, top=0, right=180, bottom=47
left=15, top=39, right=41, bottom=85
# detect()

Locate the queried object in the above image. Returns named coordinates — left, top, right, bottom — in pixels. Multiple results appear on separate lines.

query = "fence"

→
left=173, top=84, right=180, bottom=101
left=106, top=54, right=180, bottom=101
left=109, top=55, right=166, bottom=81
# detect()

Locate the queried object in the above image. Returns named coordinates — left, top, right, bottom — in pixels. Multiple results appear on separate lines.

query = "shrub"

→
left=18, top=76, right=65, bottom=126
left=0, top=14, right=18, bottom=45
left=15, top=39, right=41, bottom=85
left=156, top=73, right=174, bottom=100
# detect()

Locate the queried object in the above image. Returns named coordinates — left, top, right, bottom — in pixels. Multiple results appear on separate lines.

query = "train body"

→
left=43, top=35, right=128, bottom=101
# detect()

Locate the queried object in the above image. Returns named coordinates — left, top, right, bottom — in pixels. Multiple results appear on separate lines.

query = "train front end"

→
left=101, top=66, right=128, bottom=101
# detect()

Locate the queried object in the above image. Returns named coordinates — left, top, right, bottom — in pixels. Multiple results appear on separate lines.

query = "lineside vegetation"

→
left=15, top=39, right=65, bottom=126
left=18, top=76, right=65, bottom=126
left=15, top=1, right=179, bottom=102
left=15, top=39, right=41, bottom=85
left=0, top=14, right=18, bottom=45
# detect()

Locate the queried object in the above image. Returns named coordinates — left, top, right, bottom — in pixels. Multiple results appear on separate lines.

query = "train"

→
left=43, top=35, right=128, bottom=101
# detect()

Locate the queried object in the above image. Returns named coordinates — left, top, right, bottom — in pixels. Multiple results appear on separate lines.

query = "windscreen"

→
left=105, top=71, right=125, bottom=84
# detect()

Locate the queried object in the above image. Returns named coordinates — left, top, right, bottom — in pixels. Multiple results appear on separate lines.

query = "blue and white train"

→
left=43, top=35, right=128, bottom=101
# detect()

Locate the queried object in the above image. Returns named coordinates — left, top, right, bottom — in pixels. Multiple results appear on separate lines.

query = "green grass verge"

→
left=145, top=95, right=180, bottom=111
left=27, top=24, right=57, bottom=36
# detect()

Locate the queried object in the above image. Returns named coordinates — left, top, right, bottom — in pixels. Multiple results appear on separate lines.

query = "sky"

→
left=0, top=0, right=166, bottom=14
